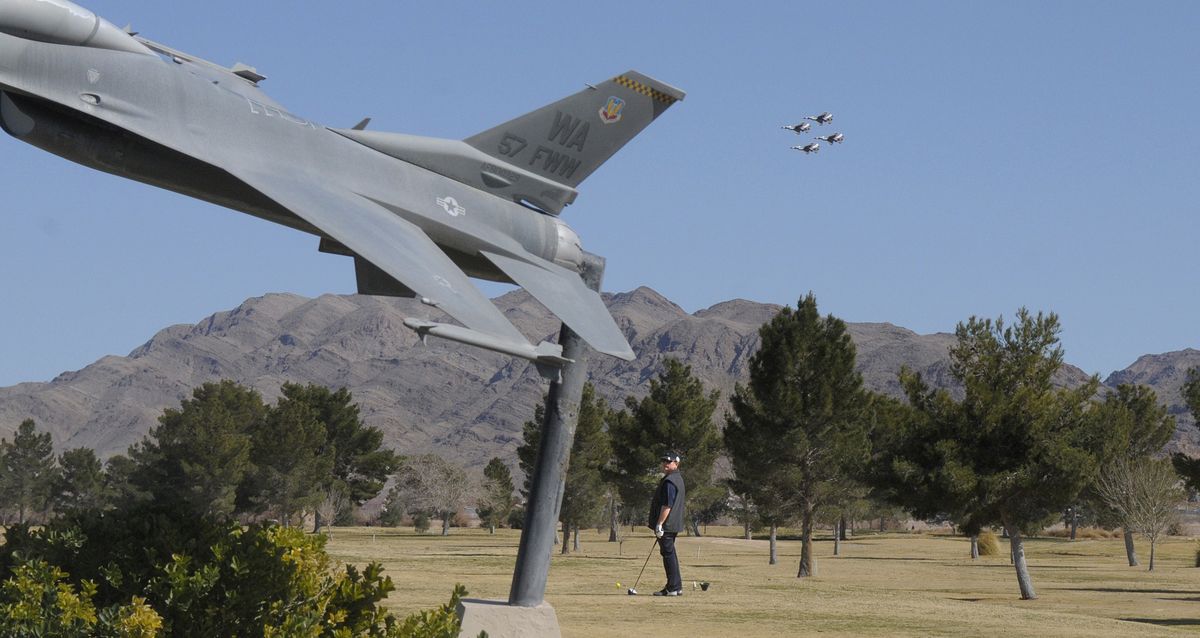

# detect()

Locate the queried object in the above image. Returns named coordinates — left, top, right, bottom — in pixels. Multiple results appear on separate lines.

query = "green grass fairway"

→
left=324, top=526, right=1200, bottom=637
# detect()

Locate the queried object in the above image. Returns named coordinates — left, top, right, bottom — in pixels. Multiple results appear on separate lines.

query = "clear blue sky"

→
left=2, top=1, right=1197, bottom=387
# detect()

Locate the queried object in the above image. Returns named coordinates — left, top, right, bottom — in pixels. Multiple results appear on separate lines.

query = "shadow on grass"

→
left=1121, top=618, right=1200, bottom=627
left=557, top=555, right=652, bottom=562
left=836, top=556, right=944, bottom=562
left=425, top=552, right=515, bottom=558
left=1053, top=587, right=1200, bottom=595
left=748, top=534, right=868, bottom=542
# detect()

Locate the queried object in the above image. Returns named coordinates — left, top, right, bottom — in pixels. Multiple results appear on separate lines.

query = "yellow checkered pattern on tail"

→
left=614, top=75, right=679, bottom=104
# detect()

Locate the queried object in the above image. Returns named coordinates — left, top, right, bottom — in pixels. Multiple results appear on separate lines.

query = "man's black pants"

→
left=659, top=532, right=681, bottom=592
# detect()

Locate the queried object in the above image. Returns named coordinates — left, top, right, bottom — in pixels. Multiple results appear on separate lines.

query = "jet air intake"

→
left=0, top=0, right=152, bottom=56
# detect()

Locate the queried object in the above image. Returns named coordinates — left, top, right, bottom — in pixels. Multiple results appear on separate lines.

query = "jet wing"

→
left=232, top=168, right=532, bottom=348
left=481, top=250, right=635, bottom=361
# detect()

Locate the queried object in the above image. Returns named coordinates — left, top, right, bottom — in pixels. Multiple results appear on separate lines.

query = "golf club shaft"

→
left=631, top=537, right=659, bottom=591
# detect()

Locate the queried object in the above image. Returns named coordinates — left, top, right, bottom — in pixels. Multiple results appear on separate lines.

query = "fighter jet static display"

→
left=805, top=112, right=834, bottom=125
left=816, top=133, right=844, bottom=144
left=781, top=122, right=811, bottom=134
left=0, top=0, right=685, bottom=378
left=792, top=142, right=820, bottom=154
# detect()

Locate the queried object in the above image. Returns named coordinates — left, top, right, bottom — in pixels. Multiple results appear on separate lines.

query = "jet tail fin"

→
left=331, top=71, right=683, bottom=215
left=464, top=71, right=683, bottom=205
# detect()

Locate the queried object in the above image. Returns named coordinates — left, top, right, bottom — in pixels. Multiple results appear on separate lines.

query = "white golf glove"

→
left=655, top=524, right=664, bottom=538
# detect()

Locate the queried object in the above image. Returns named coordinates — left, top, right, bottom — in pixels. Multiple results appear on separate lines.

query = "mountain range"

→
left=1, top=287, right=1196, bottom=467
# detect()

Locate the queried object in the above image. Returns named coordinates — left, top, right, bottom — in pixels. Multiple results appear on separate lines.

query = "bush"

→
left=1194, top=542, right=1200, bottom=568
left=507, top=508, right=525, bottom=530
left=0, top=514, right=475, bottom=637
left=0, top=559, right=163, bottom=637
left=392, top=583, right=477, bottom=638
left=977, top=530, right=1000, bottom=556
left=413, top=512, right=431, bottom=534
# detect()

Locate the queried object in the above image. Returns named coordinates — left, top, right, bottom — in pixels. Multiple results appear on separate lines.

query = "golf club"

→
left=626, top=537, right=659, bottom=595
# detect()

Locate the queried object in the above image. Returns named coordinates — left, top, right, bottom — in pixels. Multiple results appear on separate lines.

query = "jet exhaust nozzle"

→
left=0, top=0, right=152, bottom=55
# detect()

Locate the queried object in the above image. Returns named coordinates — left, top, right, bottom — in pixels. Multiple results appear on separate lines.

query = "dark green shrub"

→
left=507, top=507, right=525, bottom=530
left=413, top=512, right=431, bottom=533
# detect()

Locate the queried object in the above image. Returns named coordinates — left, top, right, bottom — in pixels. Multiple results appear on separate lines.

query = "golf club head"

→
left=627, top=588, right=637, bottom=595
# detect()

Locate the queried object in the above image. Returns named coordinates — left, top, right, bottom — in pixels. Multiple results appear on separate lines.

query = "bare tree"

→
left=391, top=454, right=476, bottom=535
left=1096, top=457, right=1183, bottom=571
left=314, top=481, right=351, bottom=536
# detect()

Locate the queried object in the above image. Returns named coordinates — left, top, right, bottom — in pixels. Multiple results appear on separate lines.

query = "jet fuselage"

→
left=0, top=32, right=576, bottom=284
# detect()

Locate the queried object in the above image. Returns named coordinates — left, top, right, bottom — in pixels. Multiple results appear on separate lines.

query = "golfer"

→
left=648, top=450, right=686, bottom=596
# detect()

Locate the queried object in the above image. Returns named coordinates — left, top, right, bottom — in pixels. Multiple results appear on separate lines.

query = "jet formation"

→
left=783, top=112, right=842, bottom=155
left=0, top=0, right=685, bottom=378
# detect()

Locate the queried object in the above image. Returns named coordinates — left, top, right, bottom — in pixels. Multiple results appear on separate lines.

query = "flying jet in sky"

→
left=792, top=142, right=820, bottom=154
left=816, top=133, right=844, bottom=144
left=0, top=0, right=685, bottom=378
left=781, top=122, right=811, bottom=134
left=805, top=112, right=833, bottom=125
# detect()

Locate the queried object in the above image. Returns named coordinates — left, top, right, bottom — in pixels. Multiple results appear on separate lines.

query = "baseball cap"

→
left=660, top=451, right=681, bottom=463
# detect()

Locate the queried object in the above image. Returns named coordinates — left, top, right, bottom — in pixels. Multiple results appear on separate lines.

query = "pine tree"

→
left=518, top=384, right=612, bottom=553
left=274, top=384, right=400, bottom=532
left=477, top=458, right=515, bottom=534
left=0, top=419, right=58, bottom=524
left=52, top=448, right=106, bottom=516
left=561, top=384, right=611, bottom=553
left=101, top=454, right=141, bottom=509
left=242, top=397, right=333, bottom=525
left=1184, top=368, right=1200, bottom=417
left=517, top=402, right=545, bottom=500
left=130, top=381, right=263, bottom=520
left=870, top=386, right=999, bottom=558
left=875, top=309, right=1121, bottom=599
left=1171, top=368, right=1200, bottom=492
left=726, top=294, right=871, bottom=576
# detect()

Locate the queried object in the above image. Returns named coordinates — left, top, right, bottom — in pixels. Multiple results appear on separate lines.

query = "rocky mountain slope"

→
left=0, top=288, right=1195, bottom=467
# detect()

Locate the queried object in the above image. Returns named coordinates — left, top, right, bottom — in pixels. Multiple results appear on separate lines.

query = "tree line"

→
left=0, top=381, right=401, bottom=531
left=424, top=293, right=1199, bottom=602
left=0, top=381, right=479, bottom=637
left=3, top=293, right=1198, bottom=612
left=723, top=295, right=1200, bottom=598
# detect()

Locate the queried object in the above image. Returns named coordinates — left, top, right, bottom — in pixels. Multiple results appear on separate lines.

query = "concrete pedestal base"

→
left=456, top=598, right=561, bottom=638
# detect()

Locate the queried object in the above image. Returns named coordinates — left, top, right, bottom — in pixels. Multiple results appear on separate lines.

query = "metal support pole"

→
left=508, top=253, right=605, bottom=607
